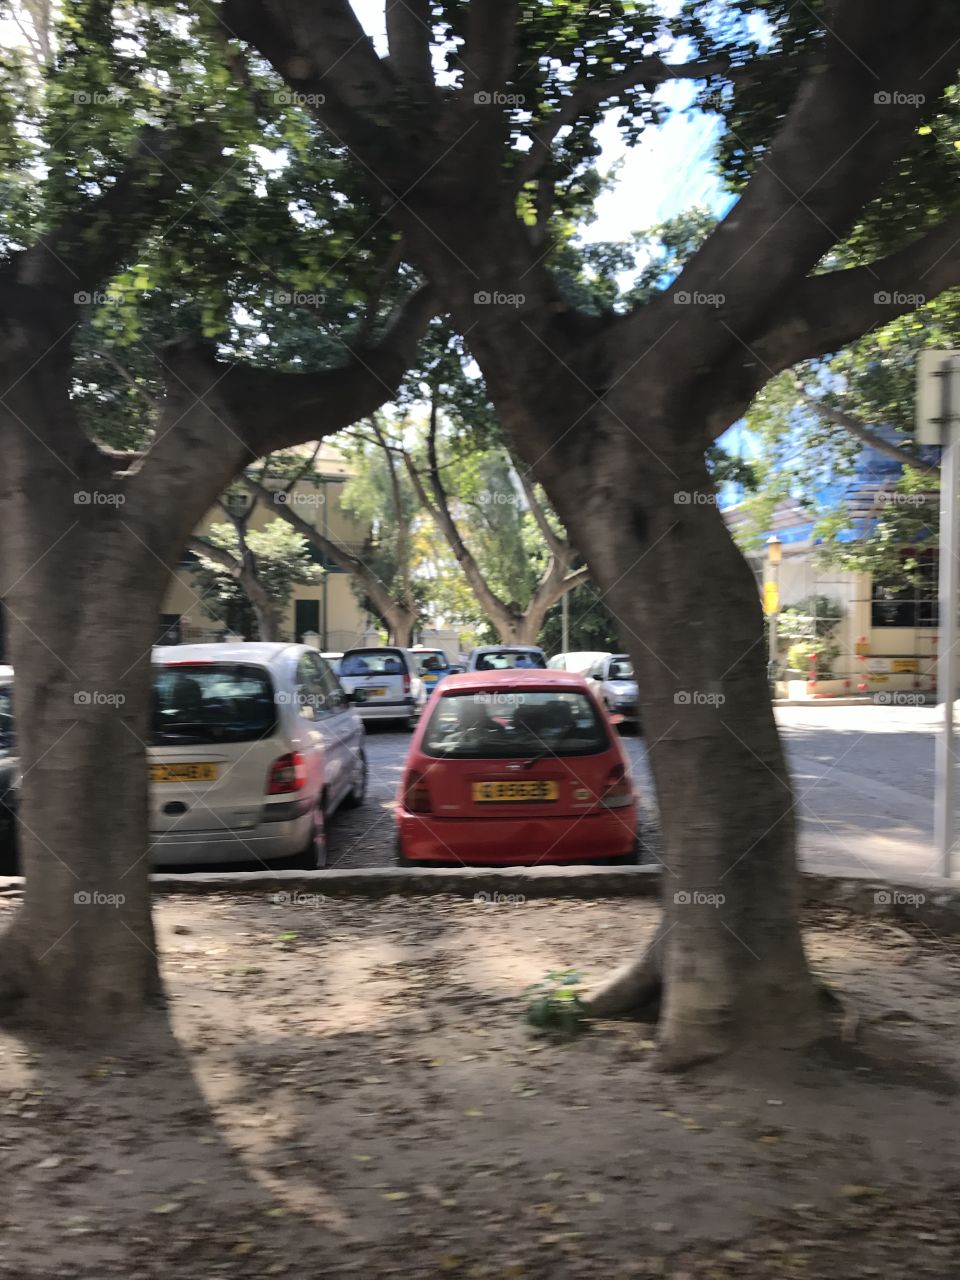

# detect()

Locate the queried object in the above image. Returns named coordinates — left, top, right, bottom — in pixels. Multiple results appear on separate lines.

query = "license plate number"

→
left=150, top=763, right=218, bottom=783
left=366, top=686, right=388, bottom=697
left=472, top=780, right=559, bottom=803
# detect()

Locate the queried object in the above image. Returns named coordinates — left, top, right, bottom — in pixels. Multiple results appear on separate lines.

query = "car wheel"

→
left=404, top=708, right=419, bottom=731
left=343, top=750, right=367, bottom=808
left=394, top=832, right=420, bottom=866
left=289, top=801, right=327, bottom=870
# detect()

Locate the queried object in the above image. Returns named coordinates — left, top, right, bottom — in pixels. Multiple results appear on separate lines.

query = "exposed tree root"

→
left=585, top=918, right=667, bottom=1019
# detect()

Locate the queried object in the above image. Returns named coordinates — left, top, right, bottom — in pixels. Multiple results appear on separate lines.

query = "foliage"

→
left=786, top=639, right=840, bottom=678
left=192, top=519, right=321, bottom=638
left=778, top=595, right=844, bottom=644
left=540, top=583, right=622, bottom=656
left=523, top=970, right=589, bottom=1039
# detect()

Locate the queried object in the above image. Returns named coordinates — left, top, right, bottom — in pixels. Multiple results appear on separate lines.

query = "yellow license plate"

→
left=150, top=763, right=218, bottom=783
left=367, top=686, right=388, bottom=697
left=472, top=780, right=559, bottom=803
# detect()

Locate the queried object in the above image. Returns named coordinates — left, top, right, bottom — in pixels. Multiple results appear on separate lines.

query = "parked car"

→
left=150, top=642, right=366, bottom=867
left=586, top=653, right=640, bottom=729
left=321, top=650, right=344, bottom=674
left=466, top=645, right=548, bottom=671
left=0, top=667, right=18, bottom=873
left=409, top=646, right=454, bottom=693
left=395, top=669, right=638, bottom=866
left=337, top=646, right=427, bottom=727
left=547, top=650, right=609, bottom=674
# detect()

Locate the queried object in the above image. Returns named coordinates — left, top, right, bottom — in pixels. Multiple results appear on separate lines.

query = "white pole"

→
left=561, top=589, right=570, bottom=661
left=935, top=359, right=960, bottom=877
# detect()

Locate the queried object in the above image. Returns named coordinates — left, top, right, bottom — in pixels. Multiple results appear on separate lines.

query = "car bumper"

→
left=396, top=806, right=637, bottom=865
left=148, top=808, right=312, bottom=867
left=356, top=699, right=416, bottom=722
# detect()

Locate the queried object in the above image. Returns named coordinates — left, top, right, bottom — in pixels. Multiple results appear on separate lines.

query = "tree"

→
left=224, top=1, right=960, bottom=1063
left=0, top=4, right=434, bottom=1032
left=190, top=514, right=322, bottom=641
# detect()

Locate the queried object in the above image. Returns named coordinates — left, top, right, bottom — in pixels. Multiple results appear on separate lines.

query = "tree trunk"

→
left=387, top=609, right=415, bottom=647
left=542, top=427, right=823, bottom=1066
left=0, top=518, right=166, bottom=1033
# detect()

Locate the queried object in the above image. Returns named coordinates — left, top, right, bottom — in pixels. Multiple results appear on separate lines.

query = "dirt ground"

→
left=0, top=892, right=958, bottom=1279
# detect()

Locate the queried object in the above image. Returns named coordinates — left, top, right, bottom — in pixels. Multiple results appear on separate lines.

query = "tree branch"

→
left=514, top=462, right=569, bottom=563
left=756, top=213, right=960, bottom=374
left=385, top=0, right=434, bottom=90
left=188, top=534, right=279, bottom=640
left=793, top=378, right=938, bottom=475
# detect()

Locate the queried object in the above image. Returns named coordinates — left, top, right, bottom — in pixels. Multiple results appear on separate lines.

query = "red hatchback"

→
left=395, top=670, right=638, bottom=866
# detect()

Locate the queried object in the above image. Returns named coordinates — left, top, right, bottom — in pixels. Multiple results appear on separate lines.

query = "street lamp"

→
left=765, top=535, right=782, bottom=688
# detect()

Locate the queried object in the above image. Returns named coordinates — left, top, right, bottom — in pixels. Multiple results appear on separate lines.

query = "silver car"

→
left=467, top=645, right=547, bottom=671
left=150, top=643, right=366, bottom=867
left=337, top=646, right=427, bottom=727
left=586, top=654, right=640, bottom=728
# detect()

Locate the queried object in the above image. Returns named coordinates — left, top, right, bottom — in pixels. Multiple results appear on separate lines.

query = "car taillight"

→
left=403, top=670, right=411, bottom=695
left=267, top=752, right=306, bottom=794
left=403, top=770, right=431, bottom=813
left=600, top=764, right=633, bottom=808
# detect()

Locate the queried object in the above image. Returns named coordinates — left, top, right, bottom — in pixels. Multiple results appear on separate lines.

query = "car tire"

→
left=343, top=751, right=367, bottom=808
left=289, top=801, right=327, bottom=870
left=404, top=708, right=419, bottom=731
left=394, top=832, right=420, bottom=867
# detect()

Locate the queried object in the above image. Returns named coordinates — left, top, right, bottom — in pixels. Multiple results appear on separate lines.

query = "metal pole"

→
left=935, top=360, right=960, bottom=877
left=768, top=565, right=779, bottom=672
left=561, top=588, right=569, bottom=660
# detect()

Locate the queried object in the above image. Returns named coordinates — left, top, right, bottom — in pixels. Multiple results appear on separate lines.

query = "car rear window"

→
left=422, top=690, right=608, bottom=759
left=152, top=663, right=276, bottom=745
left=414, top=651, right=448, bottom=674
left=340, top=649, right=406, bottom=677
left=474, top=650, right=547, bottom=670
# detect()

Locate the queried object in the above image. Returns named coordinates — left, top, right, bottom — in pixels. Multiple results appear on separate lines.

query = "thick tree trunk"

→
left=0, top=519, right=167, bottom=1034
left=387, top=610, right=415, bottom=647
left=543, top=427, right=823, bottom=1065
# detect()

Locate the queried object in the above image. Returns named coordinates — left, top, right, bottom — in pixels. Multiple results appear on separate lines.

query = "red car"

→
left=395, top=670, right=638, bottom=866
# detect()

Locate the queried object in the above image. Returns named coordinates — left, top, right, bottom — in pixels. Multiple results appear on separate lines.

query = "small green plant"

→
left=523, top=969, right=589, bottom=1038
left=786, top=638, right=840, bottom=677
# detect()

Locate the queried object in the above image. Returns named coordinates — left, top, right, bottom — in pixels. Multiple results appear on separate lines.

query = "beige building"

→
left=160, top=445, right=373, bottom=650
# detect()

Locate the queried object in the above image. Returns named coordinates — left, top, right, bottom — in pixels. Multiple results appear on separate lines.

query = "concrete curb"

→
left=2, top=865, right=959, bottom=931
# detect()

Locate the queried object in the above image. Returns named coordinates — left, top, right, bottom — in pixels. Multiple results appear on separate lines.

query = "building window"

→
left=294, top=599, right=320, bottom=643
left=871, top=550, right=938, bottom=628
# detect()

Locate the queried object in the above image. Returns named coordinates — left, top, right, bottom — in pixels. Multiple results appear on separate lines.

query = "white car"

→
left=337, top=646, right=427, bottom=727
left=547, top=650, right=609, bottom=674
left=149, top=643, right=366, bottom=868
left=585, top=653, right=640, bottom=728
left=466, top=645, right=547, bottom=671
